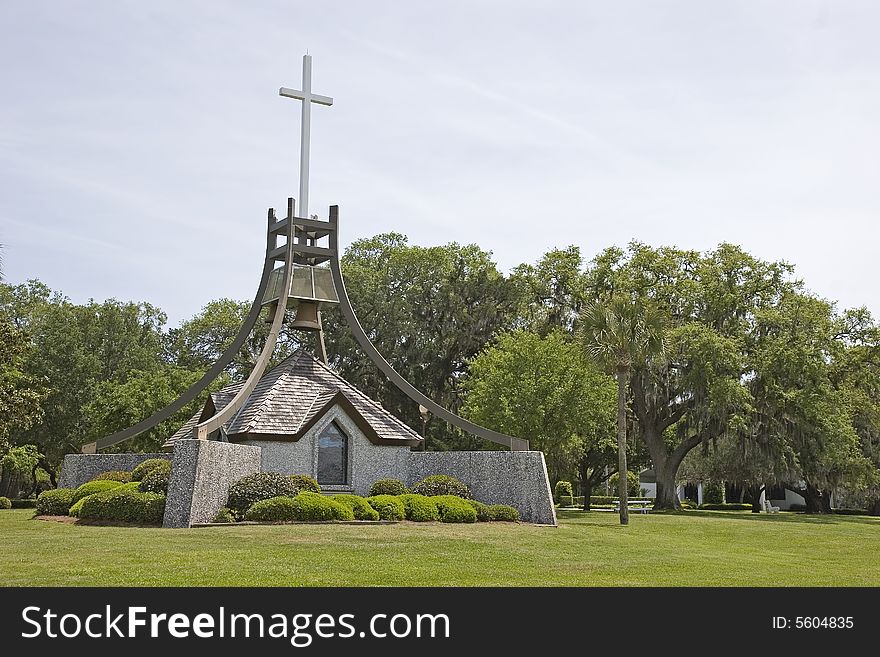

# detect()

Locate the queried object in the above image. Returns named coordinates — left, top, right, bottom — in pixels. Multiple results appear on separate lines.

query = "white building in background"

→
left=637, top=469, right=808, bottom=510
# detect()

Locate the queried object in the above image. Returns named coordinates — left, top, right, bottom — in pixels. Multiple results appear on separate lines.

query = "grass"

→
left=1, top=508, right=877, bottom=586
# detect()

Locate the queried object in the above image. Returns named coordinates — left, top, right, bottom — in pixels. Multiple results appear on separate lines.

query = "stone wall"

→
left=163, top=440, right=261, bottom=528
left=59, top=453, right=171, bottom=489
left=408, top=451, right=556, bottom=525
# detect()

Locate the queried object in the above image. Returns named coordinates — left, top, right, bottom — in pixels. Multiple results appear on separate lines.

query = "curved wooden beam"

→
left=193, top=203, right=296, bottom=440
left=327, top=205, right=529, bottom=451
left=85, top=208, right=278, bottom=452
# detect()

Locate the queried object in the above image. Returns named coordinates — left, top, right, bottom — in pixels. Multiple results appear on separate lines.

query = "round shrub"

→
left=91, top=470, right=131, bottom=483
left=289, top=474, right=321, bottom=494
left=71, top=479, right=124, bottom=505
left=432, top=495, right=478, bottom=523
left=36, top=488, right=76, bottom=516
left=245, top=493, right=353, bottom=522
left=487, top=504, right=520, bottom=522
left=411, top=474, right=471, bottom=499
left=0, top=496, right=11, bottom=510
left=78, top=487, right=166, bottom=524
left=465, top=499, right=492, bottom=522
left=332, top=494, right=380, bottom=521
left=608, top=471, right=640, bottom=497
left=398, top=493, right=439, bottom=522
left=227, top=472, right=299, bottom=517
left=369, top=478, right=408, bottom=497
left=139, top=460, right=172, bottom=494
left=212, top=507, right=237, bottom=523
left=131, top=458, right=169, bottom=482
left=366, top=494, right=405, bottom=521
left=554, top=480, right=573, bottom=502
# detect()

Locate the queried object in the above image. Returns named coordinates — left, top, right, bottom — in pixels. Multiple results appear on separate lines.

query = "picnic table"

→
left=613, top=498, right=653, bottom=514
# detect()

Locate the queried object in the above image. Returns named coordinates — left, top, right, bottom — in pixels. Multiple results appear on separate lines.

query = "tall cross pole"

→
left=280, top=54, right=333, bottom=219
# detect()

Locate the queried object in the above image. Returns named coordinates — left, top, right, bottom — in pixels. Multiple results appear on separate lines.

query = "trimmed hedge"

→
left=245, top=493, right=353, bottom=522
left=71, top=480, right=124, bottom=505
left=131, top=458, right=169, bottom=482
left=698, top=503, right=752, bottom=511
left=11, top=499, right=37, bottom=509
left=139, top=460, right=172, bottom=494
left=212, top=507, right=237, bottom=523
left=289, top=474, right=321, bottom=494
left=788, top=504, right=806, bottom=512
left=0, top=496, right=11, bottom=510
left=78, top=487, right=166, bottom=524
left=487, top=504, right=520, bottom=522
left=433, top=495, right=478, bottom=523
left=554, top=480, right=573, bottom=502
left=68, top=496, right=87, bottom=517
left=369, top=478, right=408, bottom=497
left=465, top=499, right=492, bottom=522
left=366, top=495, right=406, bottom=521
left=398, top=494, right=439, bottom=522
left=36, top=488, right=76, bottom=516
left=332, top=494, right=380, bottom=521
left=91, top=470, right=132, bottom=483
left=227, top=472, right=299, bottom=517
left=833, top=508, right=867, bottom=516
left=411, top=475, right=471, bottom=499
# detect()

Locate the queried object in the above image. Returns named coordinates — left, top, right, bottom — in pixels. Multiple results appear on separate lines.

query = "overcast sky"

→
left=1, top=1, right=878, bottom=327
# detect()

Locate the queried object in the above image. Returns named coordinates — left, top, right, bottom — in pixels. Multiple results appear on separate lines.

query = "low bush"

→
left=11, top=499, right=37, bottom=509
left=91, top=470, right=131, bottom=483
left=139, top=461, right=172, bottom=495
left=679, top=499, right=696, bottom=510
left=131, top=458, right=169, bottom=482
left=245, top=493, right=353, bottom=522
left=411, top=475, right=471, bottom=499
left=0, top=496, right=11, bottom=510
left=78, top=487, right=166, bottom=524
left=558, top=495, right=574, bottom=507
left=369, top=478, right=408, bottom=497
left=227, top=472, right=299, bottom=518
left=487, top=504, right=520, bottom=522
left=833, top=508, right=867, bottom=516
left=398, top=494, right=439, bottom=522
left=71, top=480, right=124, bottom=506
left=702, top=480, right=725, bottom=505
left=68, top=495, right=91, bottom=517
left=36, top=488, right=76, bottom=516
left=554, top=480, right=573, bottom=502
left=698, top=503, right=752, bottom=511
left=366, top=495, right=406, bottom=521
left=213, top=507, right=237, bottom=523
left=289, top=474, right=321, bottom=495
left=788, top=504, right=806, bottom=512
left=433, top=495, right=478, bottom=523
left=590, top=496, right=615, bottom=505
left=465, top=499, right=492, bottom=522
left=332, top=494, right=380, bottom=521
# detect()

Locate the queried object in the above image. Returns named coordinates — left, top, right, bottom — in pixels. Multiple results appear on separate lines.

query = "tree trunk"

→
left=821, top=490, right=833, bottom=514
left=800, top=483, right=826, bottom=514
left=653, top=460, right=680, bottom=511
left=582, top=479, right=593, bottom=512
left=616, top=368, right=629, bottom=526
left=747, top=484, right=764, bottom=513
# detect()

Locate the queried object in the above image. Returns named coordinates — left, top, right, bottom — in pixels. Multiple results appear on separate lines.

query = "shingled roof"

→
left=163, top=352, right=422, bottom=448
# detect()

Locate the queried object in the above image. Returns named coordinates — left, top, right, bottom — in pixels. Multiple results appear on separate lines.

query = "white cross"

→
left=280, top=54, right=333, bottom=219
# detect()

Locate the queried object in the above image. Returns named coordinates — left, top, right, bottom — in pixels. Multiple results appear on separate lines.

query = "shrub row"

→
left=0, top=496, right=11, bottom=510
left=410, top=475, right=472, bottom=499
left=333, top=494, right=380, bottom=521
left=244, top=493, right=353, bottom=522
left=92, top=470, right=132, bottom=483
left=139, top=461, right=172, bottom=495
left=698, top=503, right=753, bottom=511
left=553, top=480, right=573, bottom=502
left=366, top=495, right=406, bottom=521
left=226, top=472, right=321, bottom=518
left=78, top=485, right=166, bottom=524
left=11, top=499, right=37, bottom=509
left=370, top=479, right=408, bottom=497
left=71, top=480, right=124, bottom=505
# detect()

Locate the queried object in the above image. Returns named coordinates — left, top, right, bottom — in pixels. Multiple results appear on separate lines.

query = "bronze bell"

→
left=290, top=300, right=321, bottom=331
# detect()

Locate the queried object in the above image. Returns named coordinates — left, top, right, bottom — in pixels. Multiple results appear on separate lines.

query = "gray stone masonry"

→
left=59, top=453, right=171, bottom=489
left=408, top=451, right=557, bottom=525
left=163, top=440, right=261, bottom=528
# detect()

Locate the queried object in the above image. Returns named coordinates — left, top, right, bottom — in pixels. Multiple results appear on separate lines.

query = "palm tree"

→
left=580, top=295, right=666, bottom=525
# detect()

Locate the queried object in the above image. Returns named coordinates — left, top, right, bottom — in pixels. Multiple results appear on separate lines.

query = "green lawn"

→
left=1, top=508, right=877, bottom=586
